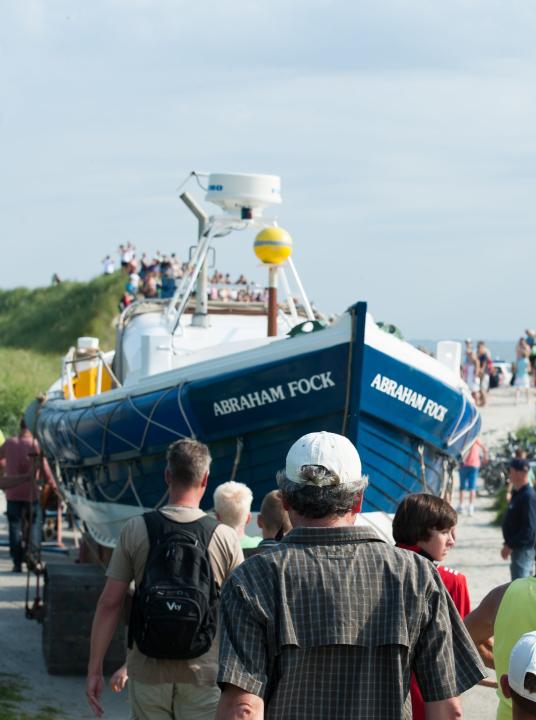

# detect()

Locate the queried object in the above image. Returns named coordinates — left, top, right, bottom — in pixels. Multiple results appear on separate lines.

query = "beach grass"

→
left=490, top=425, right=536, bottom=525
left=0, top=674, right=65, bottom=719
left=0, top=273, right=123, bottom=355
left=0, top=348, right=59, bottom=436
left=0, top=272, right=124, bottom=436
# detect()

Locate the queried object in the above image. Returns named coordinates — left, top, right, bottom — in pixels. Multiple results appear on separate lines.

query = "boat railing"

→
left=62, top=349, right=122, bottom=401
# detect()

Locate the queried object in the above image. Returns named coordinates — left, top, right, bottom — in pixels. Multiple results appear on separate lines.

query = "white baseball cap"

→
left=509, top=631, right=536, bottom=701
left=284, top=431, right=362, bottom=487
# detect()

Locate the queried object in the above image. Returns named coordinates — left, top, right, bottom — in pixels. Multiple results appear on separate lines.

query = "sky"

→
left=1, top=0, right=535, bottom=340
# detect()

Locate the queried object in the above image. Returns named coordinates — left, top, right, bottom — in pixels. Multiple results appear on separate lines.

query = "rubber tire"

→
left=42, top=562, right=126, bottom=675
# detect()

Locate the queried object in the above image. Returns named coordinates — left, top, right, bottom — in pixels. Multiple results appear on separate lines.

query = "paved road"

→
left=0, top=523, right=129, bottom=719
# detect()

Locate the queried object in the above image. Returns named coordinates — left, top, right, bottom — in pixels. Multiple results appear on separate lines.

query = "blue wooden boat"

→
left=33, top=173, right=480, bottom=546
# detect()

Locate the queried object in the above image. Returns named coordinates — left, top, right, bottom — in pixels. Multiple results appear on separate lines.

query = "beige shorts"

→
left=129, top=679, right=220, bottom=720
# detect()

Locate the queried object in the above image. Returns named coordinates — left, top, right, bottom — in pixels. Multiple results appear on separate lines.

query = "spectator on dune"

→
left=141, top=272, right=158, bottom=299
left=119, top=291, right=134, bottom=311
left=213, top=481, right=262, bottom=550
left=170, top=253, right=181, bottom=277
left=392, top=493, right=472, bottom=720
left=119, top=242, right=135, bottom=268
left=139, top=253, right=149, bottom=277
left=216, top=431, right=486, bottom=720
left=126, top=272, right=140, bottom=296
left=160, top=265, right=176, bottom=299
left=102, top=255, right=115, bottom=275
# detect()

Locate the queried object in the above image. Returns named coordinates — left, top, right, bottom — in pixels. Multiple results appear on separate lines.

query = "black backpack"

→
left=128, top=511, right=219, bottom=660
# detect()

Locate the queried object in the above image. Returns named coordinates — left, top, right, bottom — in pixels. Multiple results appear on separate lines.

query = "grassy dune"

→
left=0, top=273, right=123, bottom=353
left=0, top=273, right=124, bottom=435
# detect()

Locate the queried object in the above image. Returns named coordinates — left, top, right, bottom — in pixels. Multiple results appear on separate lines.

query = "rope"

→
left=95, top=465, right=133, bottom=503
left=417, top=444, right=433, bottom=494
left=178, top=382, right=196, bottom=439
left=229, top=437, right=244, bottom=482
left=90, top=403, right=140, bottom=452
left=137, top=388, right=176, bottom=449
left=127, top=393, right=189, bottom=444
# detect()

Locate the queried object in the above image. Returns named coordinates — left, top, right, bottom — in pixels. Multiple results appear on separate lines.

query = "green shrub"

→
left=0, top=348, right=60, bottom=436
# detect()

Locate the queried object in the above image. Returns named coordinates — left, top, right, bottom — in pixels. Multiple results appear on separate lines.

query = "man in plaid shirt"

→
left=216, top=431, right=486, bottom=719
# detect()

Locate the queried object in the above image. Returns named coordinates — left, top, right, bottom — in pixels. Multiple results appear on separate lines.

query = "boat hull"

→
left=36, top=307, right=480, bottom=546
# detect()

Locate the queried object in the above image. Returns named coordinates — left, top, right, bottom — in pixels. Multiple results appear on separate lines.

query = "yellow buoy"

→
left=254, top=227, right=292, bottom=265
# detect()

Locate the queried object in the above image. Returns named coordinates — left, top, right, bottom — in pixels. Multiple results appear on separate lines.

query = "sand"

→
left=0, top=386, right=534, bottom=719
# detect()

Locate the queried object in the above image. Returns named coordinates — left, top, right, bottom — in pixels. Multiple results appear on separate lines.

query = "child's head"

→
left=258, top=490, right=291, bottom=539
left=392, top=493, right=457, bottom=562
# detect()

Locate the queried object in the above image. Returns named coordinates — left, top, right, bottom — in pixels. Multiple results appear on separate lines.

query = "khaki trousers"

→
left=129, top=680, right=220, bottom=720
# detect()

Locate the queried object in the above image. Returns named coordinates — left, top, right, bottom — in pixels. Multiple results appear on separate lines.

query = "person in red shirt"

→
left=0, top=418, right=55, bottom=572
left=393, top=493, right=471, bottom=720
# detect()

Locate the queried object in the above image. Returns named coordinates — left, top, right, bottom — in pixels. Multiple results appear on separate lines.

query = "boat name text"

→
left=213, top=371, right=336, bottom=416
left=370, top=373, right=448, bottom=422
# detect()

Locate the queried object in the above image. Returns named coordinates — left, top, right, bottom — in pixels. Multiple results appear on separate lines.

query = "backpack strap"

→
left=142, top=510, right=219, bottom=550
left=189, top=514, right=219, bottom=550
left=142, top=510, right=168, bottom=549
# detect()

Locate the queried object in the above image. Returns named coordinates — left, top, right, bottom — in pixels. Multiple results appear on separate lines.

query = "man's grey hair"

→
left=277, top=465, right=368, bottom=519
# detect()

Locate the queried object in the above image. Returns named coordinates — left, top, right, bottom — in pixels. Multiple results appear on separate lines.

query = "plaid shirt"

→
left=218, top=525, right=485, bottom=719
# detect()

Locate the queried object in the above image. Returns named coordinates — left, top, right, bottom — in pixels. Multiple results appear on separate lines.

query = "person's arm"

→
left=217, top=569, right=268, bottom=719
left=86, top=578, right=129, bottom=717
left=424, top=697, right=462, bottom=719
left=463, top=584, right=508, bottom=668
left=216, top=685, right=263, bottom=720
left=413, top=570, right=486, bottom=703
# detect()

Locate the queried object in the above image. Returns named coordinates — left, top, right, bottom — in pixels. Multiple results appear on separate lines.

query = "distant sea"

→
left=410, top=339, right=516, bottom=363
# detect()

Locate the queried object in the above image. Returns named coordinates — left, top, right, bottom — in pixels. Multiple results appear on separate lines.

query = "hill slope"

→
left=0, top=273, right=124, bottom=354
left=0, top=273, right=124, bottom=435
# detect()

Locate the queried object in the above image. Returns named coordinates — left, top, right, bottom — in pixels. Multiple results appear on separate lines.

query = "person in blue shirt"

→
left=502, top=458, right=536, bottom=579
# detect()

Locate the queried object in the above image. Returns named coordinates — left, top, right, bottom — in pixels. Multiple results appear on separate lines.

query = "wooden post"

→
left=268, top=266, right=278, bottom=337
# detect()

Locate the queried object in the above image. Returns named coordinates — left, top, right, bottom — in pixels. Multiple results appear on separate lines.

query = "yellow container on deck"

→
left=63, top=337, right=113, bottom=399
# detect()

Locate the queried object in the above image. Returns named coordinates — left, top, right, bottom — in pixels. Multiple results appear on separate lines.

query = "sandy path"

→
left=0, top=386, right=533, bottom=719
left=451, top=387, right=535, bottom=718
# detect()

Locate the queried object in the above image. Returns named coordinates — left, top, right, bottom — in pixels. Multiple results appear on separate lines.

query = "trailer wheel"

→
left=43, top=562, right=126, bottom=675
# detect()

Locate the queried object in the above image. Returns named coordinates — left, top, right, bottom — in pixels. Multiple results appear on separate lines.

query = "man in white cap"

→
left=501, top=632, right=536, bottom=719
left=216, top=431, right=486, bottom=720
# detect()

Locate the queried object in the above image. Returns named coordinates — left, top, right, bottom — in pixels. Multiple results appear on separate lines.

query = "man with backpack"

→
left=86, top=439, right=243, bottom=719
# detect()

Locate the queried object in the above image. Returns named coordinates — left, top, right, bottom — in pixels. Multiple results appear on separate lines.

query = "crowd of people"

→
left=461, top=333, right=536, bottom=406
left=85, top=432, right=536, bottom=719
left=102, top=243, right=267, bottom=311
left=3, top=417, right=536, bottom=717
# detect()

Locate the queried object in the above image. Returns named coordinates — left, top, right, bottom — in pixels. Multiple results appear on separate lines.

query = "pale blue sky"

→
left=1, top=0, right=535, bottom=339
